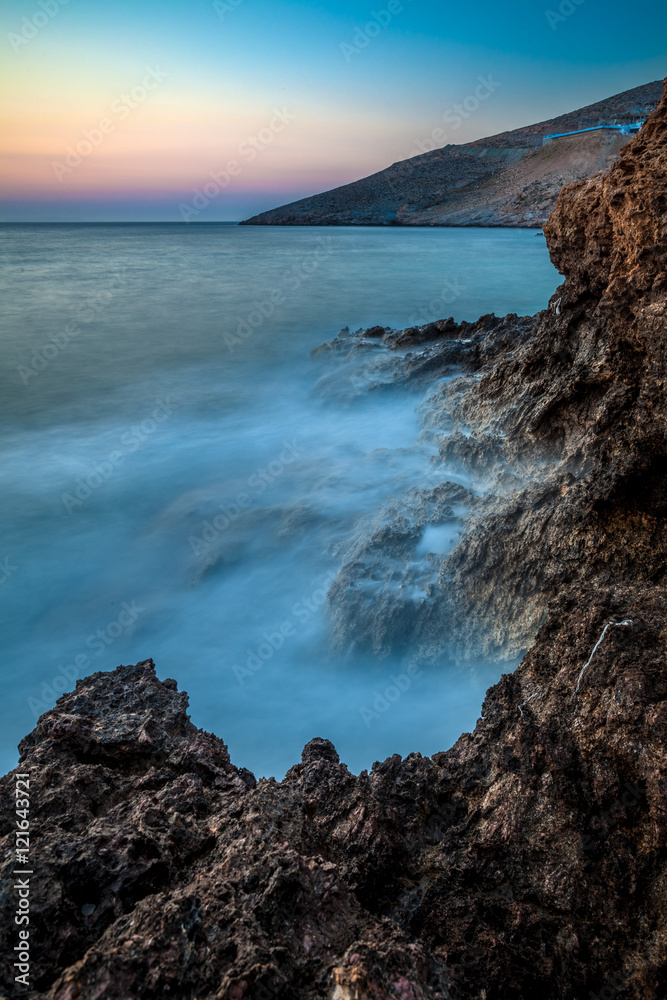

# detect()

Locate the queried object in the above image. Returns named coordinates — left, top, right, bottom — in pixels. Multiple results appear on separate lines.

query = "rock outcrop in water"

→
left=1, top=80, right=667, bottom=1000
left=240, top=81, right=662, bottom=229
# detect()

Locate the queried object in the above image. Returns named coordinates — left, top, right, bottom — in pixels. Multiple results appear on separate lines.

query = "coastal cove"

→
left=2, top=0, right=666, bottom=986
left=0, top=224, right=560, bottom=778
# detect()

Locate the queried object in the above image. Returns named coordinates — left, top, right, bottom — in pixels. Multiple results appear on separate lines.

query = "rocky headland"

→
left=1, top=80, right=666, bottom=999
left=241, top=81, right=662, bottom=229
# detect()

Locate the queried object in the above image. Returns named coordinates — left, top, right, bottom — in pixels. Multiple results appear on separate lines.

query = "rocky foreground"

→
left=241, top=81, right=661, bottom=229
left=1, top=82, right=667, bottom=1000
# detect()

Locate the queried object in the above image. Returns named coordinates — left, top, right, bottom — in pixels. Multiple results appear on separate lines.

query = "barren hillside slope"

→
left=241, top=80, right=662, bottom=228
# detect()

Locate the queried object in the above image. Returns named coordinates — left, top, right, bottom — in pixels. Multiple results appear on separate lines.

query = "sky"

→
left=0, top=0, right=665, bottom=222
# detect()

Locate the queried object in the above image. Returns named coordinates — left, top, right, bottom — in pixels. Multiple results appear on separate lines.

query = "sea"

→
left=0, top=223, right=560, bottom=778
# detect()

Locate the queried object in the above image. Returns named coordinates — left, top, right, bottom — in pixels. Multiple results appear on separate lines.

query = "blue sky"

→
left=0, top=0, right=665, bottom=220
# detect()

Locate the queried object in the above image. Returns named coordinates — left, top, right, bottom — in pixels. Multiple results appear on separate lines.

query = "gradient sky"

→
left=0, top=0, right=665, bottom=221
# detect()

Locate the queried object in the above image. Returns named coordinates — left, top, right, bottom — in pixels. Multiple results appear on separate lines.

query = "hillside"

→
left=241, top=80, right=662, bottom=227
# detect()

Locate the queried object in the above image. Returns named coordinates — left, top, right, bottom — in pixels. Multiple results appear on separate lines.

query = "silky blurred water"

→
left=0, top=223, right=559, bottom=777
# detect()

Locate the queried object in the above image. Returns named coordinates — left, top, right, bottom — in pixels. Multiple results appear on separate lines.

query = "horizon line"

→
left=0, top=220, right=243, bottom=225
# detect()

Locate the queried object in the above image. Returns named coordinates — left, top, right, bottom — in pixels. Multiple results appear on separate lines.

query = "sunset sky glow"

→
left=1, top=0, right=666, bottom=221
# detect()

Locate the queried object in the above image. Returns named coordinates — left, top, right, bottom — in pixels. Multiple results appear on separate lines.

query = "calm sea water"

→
left=0, top=223, right=559, bottom=777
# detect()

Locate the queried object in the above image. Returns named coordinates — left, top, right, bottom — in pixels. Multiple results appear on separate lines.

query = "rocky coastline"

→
left=1, top=79, right=666, bottom=1000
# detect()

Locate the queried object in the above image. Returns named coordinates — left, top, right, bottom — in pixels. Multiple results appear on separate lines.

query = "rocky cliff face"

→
left=1, top=81, right=666, bottom=1000
left=321, top=77, right=667, bottom=667
left=241, top=81, right=662, bottom=229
